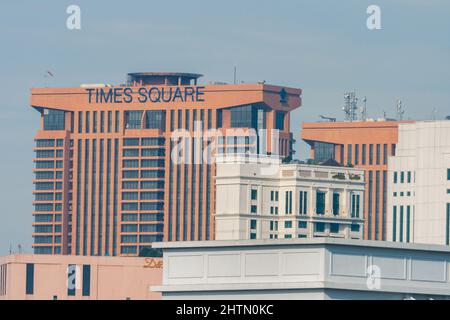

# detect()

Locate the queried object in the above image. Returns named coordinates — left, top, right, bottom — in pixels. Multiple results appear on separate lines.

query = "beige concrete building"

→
left=0, top=254, right=162, bottom=300
left=215, top=155, right=365, bottom=241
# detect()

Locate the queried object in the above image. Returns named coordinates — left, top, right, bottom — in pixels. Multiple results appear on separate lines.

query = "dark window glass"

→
left=383, top=144, right=388, bottom=165
left=316, top=191, right=325, bottom=215
left=145, top=110, right=165, bottom=129
left=362, top=144, right=366, bottom=165
left=376, top=144, right=381, bottom=165
left=82, top=265, right=90, bottom=297
left=43, top=109, right=65, bottom=131
left=313, top=142, right=335, bottom=163
left=25, top=264, right=34, bottom=295
left=251, top=189, right=257, bottom=200
left=125, top=111, right=143, bottom=129
left=347, top=144, right=352, bottom=165
left=333, top=193, right=340, bottom=215
left=275, top=111, right=285, bottom=130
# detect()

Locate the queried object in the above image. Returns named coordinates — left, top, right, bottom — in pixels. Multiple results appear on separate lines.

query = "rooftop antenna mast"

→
left=360, top=96, right=367, bottom=121
left=397, top=99, right=405, bottom=120
left=343, top=92, right=358, bottom=122
left=233, top=66, right=237, bottom=85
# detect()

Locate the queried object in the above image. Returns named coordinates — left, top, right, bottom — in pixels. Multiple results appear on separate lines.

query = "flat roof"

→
left=152, top=237, right=450, bottom=253
left=127, top=72, right=203, bottom=79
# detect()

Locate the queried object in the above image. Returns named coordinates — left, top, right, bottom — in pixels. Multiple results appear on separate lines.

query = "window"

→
left=250, top=233, right=257, bottom=240
left=347, top=144, right=352, bottom=165
left=275, top=111, right=285, bottom=130
left=362, top=144, right=366, bottom=165
left=123, top=138, right=139, bottom=146
left=407, top=172, right=412, bottom=183
left=383, top=144, right=388, bottom=165
left=250, top=220, right=257, bottom=230
left=316, top=191, right=325, bottom=215
left=26, top=264, right=34, bottom=295
left=447, top=169, right=450, bottom=180
left=313, top=142, right=335, bottom=163
left=447, top=203, right=450, bottom=245
left=285, top=221, right=292, bottom=228
left=400, top=172, right=405, bottom=183
left=145, top=110, right=165, bottom=129
left=93, top=111, right=97, bottom=133
left=43, top=109, right=65, bottom=131
left=125, top=110, right=143, bottom=129
left=332, top=193, right=340, bottom=216
left=394, top=172, right=398, bottom=184
left=399, top=206, right=404, bottom=242
left=351, top=194, right=361, bottom=218
left=82, top=265, right=90, bottom=297
left=376, top=144, right=381, bottom=165
left=314, top=222, right=325, bottom=233
left=284, top=234, right=292, bottom=239
left=369, top=144, right=374, bottom=165
left=299, top=191, right=308, bottom=214
left=285, top=191, right=292, bottom=214
left=351, top=224, right=360, bottom=232
left=251, top=189, right=257, bottom=200
left=354, top=144, right=359, bottom=165
left=250, top=205, right=257, bottom=214
left=298, top=221, right=307, bottom=229
left=330, top=223, right=340, bottom=233
left=123, top=149, right=139, bottom=157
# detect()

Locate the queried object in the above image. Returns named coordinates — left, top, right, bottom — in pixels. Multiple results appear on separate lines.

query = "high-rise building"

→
left=215, top=154, right=365, bottom=241
left=301, top=120, right=413, bottom=240
left=387, top=120, right=450, bottom=245
left=30, top=72, right=302, bottom=256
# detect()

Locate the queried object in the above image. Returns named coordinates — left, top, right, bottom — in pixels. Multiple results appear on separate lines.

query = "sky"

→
left=0, top=0, right=449, bottom=255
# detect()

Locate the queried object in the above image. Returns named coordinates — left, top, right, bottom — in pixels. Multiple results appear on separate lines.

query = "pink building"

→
left=0, top=254, right=162, bottom=300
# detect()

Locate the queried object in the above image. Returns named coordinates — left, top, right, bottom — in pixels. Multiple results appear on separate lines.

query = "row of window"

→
left=121, top=202, right=164, bottom=211
left=121, top=213, right=163, bottom=222
left=123, top=148, right=165, bottom=157
left=35, top=139, right=64, bottom=148
left=34, top=182, right=63, bottom=190
left=35, top=150, right=64, bottom=158
left=33, top=235, right=61, bottom=244
left=392, top=205, right=412, bottom=243
left=122, top=159, right=165, bottom=168
left=393, top=171, right=413, bottom=184
left=250, top=190, right=361, bottom=218
left=34, top=203, right=63, bottom=212
left=122, top=181, right=164, bottom=190
left=34, top=160, right=63, bottom=169
left=34, top=224, right=62, bottom=233
left=120, top=243, right=163, bottom=254
left=77, top=110, right=120, bottom=134
left=122, top=170, right=164, bottom=179
left=34, top=214, right=62, bottom=223
left=121, top=224, right=164, bottom=233
left=34, top=193, right=62, bottom=201
left=346, top=143, right=395, bottom=166
left=123, top=137, right=165, bottom=146
left=34, top=171, right=63, bottom=180
left=122, top=191, right=164, bottom=200
left=120, top=235, right=163, bottom=243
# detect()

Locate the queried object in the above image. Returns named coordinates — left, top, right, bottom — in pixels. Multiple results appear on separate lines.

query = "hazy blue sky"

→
left=0, top=1, right=449, bottom=255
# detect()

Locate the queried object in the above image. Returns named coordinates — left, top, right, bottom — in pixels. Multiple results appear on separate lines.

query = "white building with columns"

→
left=387, top=120, right=450, bottom=245
left=214, top=154, right=365, bottom=241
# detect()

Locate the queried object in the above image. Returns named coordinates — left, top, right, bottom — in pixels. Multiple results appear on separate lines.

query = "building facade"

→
left=0, top=254, right=162, bottom=300
left=387, top=120, right=450, bottom=245
left=215, top=155, right=365, bottom=240
left=30, top=72, right=301, bottom=256
left=301, top=120, right=412, bottom=241
left=153, top=238, right=450, bottom=300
